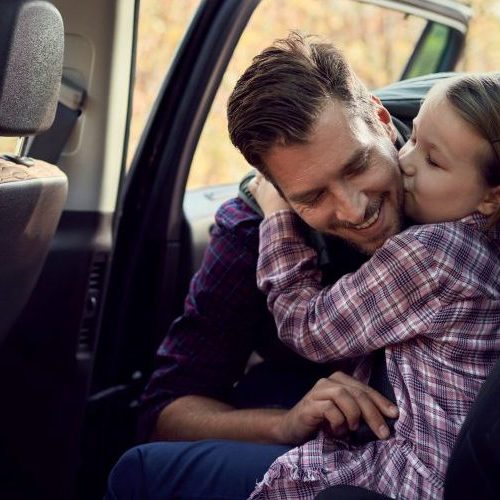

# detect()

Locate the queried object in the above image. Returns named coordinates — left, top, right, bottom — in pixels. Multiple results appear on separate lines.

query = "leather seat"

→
left=0, top=0, right=67, bottom=344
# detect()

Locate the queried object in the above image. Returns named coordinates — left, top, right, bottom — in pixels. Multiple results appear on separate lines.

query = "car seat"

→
left=315, top=355, right=500, bottom=500
left=0, top=0, right=67, bottom=344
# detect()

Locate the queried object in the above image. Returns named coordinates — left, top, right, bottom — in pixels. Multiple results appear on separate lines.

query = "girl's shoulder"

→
left=393, top=215, right=493, bottom=263
left=384, top=216, right=500, bottom=296
left=402, top=219, right=466, bottom=242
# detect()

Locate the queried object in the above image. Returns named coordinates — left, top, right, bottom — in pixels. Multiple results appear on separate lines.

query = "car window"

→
left=404, top=23, right=454, bottom=79
left=185, top=0, right=431, bottom=190
left=0, top=137, right=21, bottom=155
left=456, top=0, right=500, bottom=72
left=130, top=0, right=499, bottom=190
left=126, top=0, right=202, bottom=167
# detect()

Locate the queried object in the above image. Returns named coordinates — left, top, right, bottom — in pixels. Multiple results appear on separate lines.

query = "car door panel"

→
left=0, top=211, right=114, bottom=499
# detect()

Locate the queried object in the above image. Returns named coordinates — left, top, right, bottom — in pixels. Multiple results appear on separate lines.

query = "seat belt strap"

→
left=351, top=349, right=397, bottom=444
left=25, top=78, right=85, bottom=164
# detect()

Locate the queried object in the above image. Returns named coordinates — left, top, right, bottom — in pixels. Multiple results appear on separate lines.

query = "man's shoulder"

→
left=215, top=196, right=263, bottom=231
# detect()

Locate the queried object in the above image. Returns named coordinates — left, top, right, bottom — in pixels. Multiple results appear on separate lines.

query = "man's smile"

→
left=330, top=196, right=385, bottom=233
left=353, top=203, right=381, bottom=230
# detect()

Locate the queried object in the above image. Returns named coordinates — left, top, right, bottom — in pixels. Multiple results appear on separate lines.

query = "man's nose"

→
left=331, top=187, right=367, bottom=225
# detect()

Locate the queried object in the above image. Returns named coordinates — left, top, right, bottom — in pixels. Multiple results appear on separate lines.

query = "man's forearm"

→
left=151, top=395, right=289, bottom=444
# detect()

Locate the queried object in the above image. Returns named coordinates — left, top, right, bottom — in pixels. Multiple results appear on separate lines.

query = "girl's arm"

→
left=257, top=210, right=441, bottom=362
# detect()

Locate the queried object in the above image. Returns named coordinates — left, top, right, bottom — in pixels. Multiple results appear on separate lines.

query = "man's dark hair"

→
left=227, top=31, right=376, bottom=177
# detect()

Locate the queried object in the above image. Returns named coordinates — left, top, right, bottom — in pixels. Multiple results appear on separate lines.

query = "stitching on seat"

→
left=0, top=159, right=65, bottom=183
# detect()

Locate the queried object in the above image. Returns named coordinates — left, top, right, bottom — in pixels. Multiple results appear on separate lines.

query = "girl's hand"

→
left=248, top=173, right=290, bottom=216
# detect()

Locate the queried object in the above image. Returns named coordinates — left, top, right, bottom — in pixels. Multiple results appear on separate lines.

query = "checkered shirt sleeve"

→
left=257, top=211, right=441, bottom=362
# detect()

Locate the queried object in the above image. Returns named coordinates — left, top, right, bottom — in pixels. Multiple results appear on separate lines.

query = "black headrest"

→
left=375, top=72, right=459, bottom=123
left=0, top=0, right=64, bottom=136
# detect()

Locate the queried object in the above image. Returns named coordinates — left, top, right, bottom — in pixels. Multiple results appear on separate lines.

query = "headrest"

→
left=375, top=72, right=459, bottom=122
left=0, top=0, right=64, bottom=136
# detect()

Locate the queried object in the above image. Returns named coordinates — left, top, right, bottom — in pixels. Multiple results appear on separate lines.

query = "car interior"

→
left=0, top=0, right=67, bottom=348
left=0, top=0, right=498, bottom=499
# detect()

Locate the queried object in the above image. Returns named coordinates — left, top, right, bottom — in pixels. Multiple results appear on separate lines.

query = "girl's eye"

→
left=426, top=154, right=440, bottom=168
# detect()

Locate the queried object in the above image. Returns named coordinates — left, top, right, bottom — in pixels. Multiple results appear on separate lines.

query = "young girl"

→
left=249, top=74, right=500, bottom=499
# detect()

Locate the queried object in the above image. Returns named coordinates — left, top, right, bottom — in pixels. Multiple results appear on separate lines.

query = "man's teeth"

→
left=354, top=206, right=380, bottom=229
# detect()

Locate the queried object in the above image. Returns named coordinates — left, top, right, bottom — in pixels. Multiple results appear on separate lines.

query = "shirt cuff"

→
left=259, top=210, right=303, bottom=253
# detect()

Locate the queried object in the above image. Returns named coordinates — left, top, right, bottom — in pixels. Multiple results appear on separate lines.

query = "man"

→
left=106, top=33, right=406, bottom=499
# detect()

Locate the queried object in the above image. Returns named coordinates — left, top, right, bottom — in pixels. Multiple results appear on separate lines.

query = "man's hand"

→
left=248, top=173, right=290, bottom=216
left=153, top=372, right=397, bottom=446
left=273, top=371, right=399, bottom=446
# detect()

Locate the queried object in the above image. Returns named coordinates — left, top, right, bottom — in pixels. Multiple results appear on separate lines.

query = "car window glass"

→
left=131, top=0, right=499, bottom=190
left=0, top=137, right=22, bottom=155
left=456, top=0, right=500, bottom=72
left=126, top=0, right=202, bottom=167
left=404, top=23, right=451, bottom=79
left=187, top=0, right=430, bottom=190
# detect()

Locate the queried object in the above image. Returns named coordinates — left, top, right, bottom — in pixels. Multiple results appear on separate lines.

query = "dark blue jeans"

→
left=106, top=362, right=327, bottom=499
left=105, top=439, right=291, bottom=500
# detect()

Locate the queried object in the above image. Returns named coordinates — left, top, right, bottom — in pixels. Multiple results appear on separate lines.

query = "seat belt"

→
left=24, top=78, right=85, bottom=164
left=350, top=349, right=397, bottom=444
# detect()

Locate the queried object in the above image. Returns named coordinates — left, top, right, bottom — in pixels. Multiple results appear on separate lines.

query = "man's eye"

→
left=303, top=192, right=324, bottom=206
left=355, top=163, right=368, bottom=175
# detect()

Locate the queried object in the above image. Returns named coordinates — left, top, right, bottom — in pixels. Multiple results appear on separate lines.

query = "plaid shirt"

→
left=138, top=198, right=359, bottom=440
left=252, top=211, right=500, bottom=499
left=138, top=197, right=272, bottom=438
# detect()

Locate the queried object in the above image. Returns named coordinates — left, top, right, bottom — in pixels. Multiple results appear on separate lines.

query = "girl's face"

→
left=399, top=88, right=495, bottom=224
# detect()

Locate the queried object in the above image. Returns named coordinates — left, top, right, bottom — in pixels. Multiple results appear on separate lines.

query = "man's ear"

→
left=371, top=95, right=397, bottom=144
left=477, top=186, right=500, bottom=216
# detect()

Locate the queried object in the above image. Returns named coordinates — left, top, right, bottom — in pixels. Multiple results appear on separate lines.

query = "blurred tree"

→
left=458, top=0, right=500, bottom=71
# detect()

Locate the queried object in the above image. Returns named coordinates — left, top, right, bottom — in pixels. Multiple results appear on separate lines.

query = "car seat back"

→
left=0, top=0, right=67, bottom=344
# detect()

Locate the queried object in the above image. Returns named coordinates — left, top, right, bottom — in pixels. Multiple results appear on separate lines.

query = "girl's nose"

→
left=398, top=146, right=416, bottom=177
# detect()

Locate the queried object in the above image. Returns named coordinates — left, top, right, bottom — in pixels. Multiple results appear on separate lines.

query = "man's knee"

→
left=106, top=442, right=192, bottom=499
left=105, top=445, right=147, bottom=500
